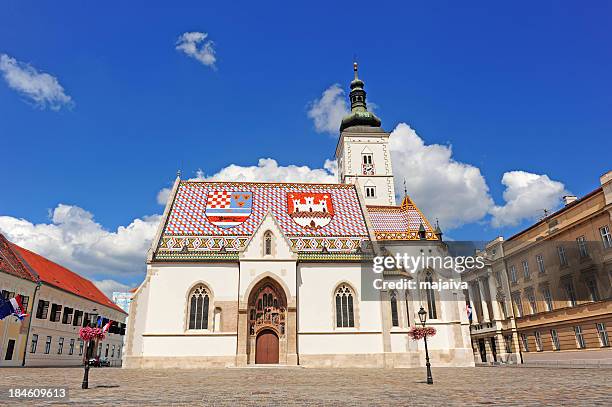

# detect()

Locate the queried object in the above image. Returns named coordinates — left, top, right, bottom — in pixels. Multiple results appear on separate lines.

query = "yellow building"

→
left=0, top=234, right=37, bottom=366
left=503, top=171, right=612, bottom=366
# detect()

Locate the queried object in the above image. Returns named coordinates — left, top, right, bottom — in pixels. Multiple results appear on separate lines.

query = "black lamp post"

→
left=81, top=308, right=97, bottom=390
left=418, top=306, right=434, bottom=385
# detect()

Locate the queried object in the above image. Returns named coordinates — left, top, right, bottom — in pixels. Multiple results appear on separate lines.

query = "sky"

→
left=0, top=1, right=610, bottom=295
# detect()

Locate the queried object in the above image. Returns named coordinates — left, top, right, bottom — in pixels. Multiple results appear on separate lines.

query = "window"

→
left=79, top=340, right=84, bottom=356
left=536, top=254, right=545, bottom=273
left=118, top=347, right=121, bottom=359
left=62, top=307, right=73, bottom=324
left=522, top=260, right=530, bottom=279
left=73, top=310, right=83, bottom=326
left=361, top=154, right=374, bottom=175
left=404, top=291, right=411, bottom=328
left=44, top=336, right=52, bottom=354
left=527, top=291, right=537, bottom=314
left=498, top=300, right=507, bottom=319
left=512, top=293, right=523, bottom=317
left=557, top=246, right=568, bottom=266
left=574, top=326, right=586, bottom=349
left=576, top=236, right=588, bottom=258
left=111, top=345, right=115, bottom=358
left=57, top=337, right=64, bottom=354
left=494, top=271, right=502, bottom=287
left=542, top=287, right=553, bottom=311
left=188, top=285, right=210, bottom=330
left=596, top=323, right=609, bottom=347
left=362, top=154, right=373, bottom=165
left=36, top=300, right=49, bottom=319
left=390, top=290, right=399, bottom=327
left=335, top=284, right=355, bottom=328
left=425, top=273, right=437, bottom=319
left=520, top=334, right=529, bottom=352
left=586, top=279, right=599, bottom=302
left=504, top=335, right=513, bottom=353
left=534, top=331, right=543, bottom=351
left=20, top=295, right=29, bottom=312
left=105, top=344, right=109, bottom=358
left=365, top=186, right=376, bottom=198
left=264, top=231, right=272, bottom=256
left=600, top=225, right=612, bottom=249
left=564, top=281, right=577, bottom=307
left=69, top=339, right=75, bottom=355
left=550, top=329, right=560, bottom=350
left=509, top=265, right=517, bottom=284
left=30, top=334, right=38, bottom=353
left=4, top=339, right=15, bottom=360
left=49, top=304, right=62, bottom=322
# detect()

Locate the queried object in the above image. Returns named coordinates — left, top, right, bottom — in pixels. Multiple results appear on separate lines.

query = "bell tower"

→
left=335, top=63, right=396, bottom=206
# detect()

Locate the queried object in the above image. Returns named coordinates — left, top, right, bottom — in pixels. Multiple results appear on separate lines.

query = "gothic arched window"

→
left=264, top=231, right=273, bottom=255
left=425, top=272, right=437, bottom=319
left=390, top=290, right=399, bottom=327
left=335, top=284, right=355, bottom=328
left=188, top=285, right=210, bottom=330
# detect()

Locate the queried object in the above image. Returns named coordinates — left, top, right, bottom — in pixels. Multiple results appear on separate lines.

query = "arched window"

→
left=264, top=231, right=273, bottom=255
left=335, top=284, right=355, bottom=328
left=188, top=285, right=210, bottom=330
left=390, top=290, right=399, bottom=327
left=425, top=272, right=437, bottom=319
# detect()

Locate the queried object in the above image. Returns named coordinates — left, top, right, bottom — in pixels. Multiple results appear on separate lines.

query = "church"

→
left=124, top=64, right=475, bottom=368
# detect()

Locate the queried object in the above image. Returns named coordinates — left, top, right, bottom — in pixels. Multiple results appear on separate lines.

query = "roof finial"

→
left=403, top=179, right=408, bottom=197
left=353, top=60, right=358, bottom=80
left=176, top=169, right=181, bottom=179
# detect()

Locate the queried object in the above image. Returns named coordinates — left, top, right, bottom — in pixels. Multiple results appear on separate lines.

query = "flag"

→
left=0, top=295, right=28, bottom=321
left=96, top=316, right=102, bottom=327
left=102, top=320, right=112, bottom=334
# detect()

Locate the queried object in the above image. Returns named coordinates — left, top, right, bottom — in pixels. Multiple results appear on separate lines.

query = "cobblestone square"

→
left=0, top=366, right=611, bottom=406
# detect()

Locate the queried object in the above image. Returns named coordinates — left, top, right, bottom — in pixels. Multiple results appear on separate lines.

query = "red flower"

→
left=79, top=326, right=106, bottom=341
left=408, top=327, right=436, bottom=341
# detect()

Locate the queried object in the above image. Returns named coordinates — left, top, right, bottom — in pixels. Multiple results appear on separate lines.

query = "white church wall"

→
left=142, top=335, right=237, bottom=357
left=144, top=263, right=238, bottom=334
left=297, top=263, right=384, bottom=355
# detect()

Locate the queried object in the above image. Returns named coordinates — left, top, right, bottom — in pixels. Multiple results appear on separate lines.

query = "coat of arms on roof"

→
left=287, top=192, right=334, bottom=230
left=205, top=191, right=252, bottom=229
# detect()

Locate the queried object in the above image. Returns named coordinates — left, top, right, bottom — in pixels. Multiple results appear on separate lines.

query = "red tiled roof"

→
left=10, top=243, right=127, bottom=315
left=366, top=195, right=438, bottom=241
left=0, top=234, right=37, bottom=282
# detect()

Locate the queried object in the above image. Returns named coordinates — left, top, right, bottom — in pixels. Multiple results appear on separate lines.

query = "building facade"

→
left=124, top=65, right=474, bottom=369
left=464, top=172, right=612, bottom=366
left=0, top=234, right=128, bottom=367
left=0, top=234, right=37, bottom=366
left=502, top=171, right=612, bottom=366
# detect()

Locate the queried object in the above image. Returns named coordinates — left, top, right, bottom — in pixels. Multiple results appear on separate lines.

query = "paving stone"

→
left=0, top=366, right=610, bottom=406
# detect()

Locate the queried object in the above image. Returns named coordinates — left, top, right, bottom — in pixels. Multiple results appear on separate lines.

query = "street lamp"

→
left=81, top=308, right=97, bottom=390
left=418, top=306, right=434, bottom=385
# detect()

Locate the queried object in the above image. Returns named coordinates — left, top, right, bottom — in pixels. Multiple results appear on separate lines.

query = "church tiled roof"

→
left=154, top=181, right=371, bottom=259
left=366, top=195, right=438, bottom=241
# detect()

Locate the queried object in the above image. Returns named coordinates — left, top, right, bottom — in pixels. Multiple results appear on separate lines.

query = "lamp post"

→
left=418, top=306, right=434, bottom=385
left=81, top=308, right=97, bottom=390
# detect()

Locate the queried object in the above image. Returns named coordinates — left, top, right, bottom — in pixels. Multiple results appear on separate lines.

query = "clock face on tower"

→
left=362, top=163, right=375, bottom=175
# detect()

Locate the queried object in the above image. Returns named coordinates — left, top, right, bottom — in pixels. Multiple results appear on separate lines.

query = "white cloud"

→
left=176, top=31, right=216, bottom=68
left=307, top=84, right=349, bottom=134
left=0, top=204, right=160, bottom=279
left=489, top=171, right=567, bottom=227
left=0, top=54, right=73, bottom=110
left=390, top=123, right=494, bottom=229
left=389, top=123, right=568, bottom=230
left=157, top=158, right=337, bottom=205
left=94, top=279, right=132, bottom=298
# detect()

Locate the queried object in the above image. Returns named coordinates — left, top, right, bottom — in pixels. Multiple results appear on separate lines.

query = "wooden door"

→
left=255, top=330, right=279, bottom=364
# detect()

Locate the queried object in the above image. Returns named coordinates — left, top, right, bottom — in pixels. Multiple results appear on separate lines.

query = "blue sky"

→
left=1, top=1, right=610, bottom=292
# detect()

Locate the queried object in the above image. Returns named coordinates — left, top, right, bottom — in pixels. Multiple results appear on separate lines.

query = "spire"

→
left=434, top=218, right=443, bottom=241
left=340, top=62, right=382, bottom=132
